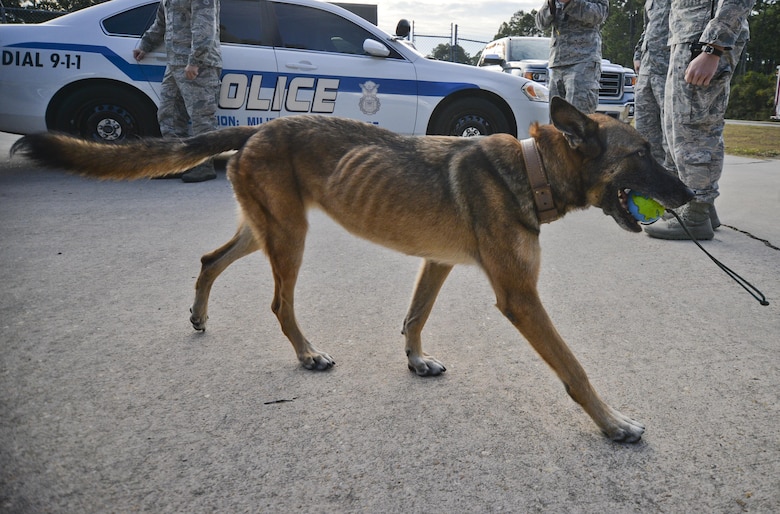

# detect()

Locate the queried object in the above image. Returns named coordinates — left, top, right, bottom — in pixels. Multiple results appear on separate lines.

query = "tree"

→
left=429, top=43, right=474, bottom=65
left=2, top=0, right=102, bottom=13
left=493, top=10, right=547, bottom=39
left=600, top=0, right=642, bottom=68
left=744, top=0, right=780, bottom=75
left=725, top=71, right=776, bottom=120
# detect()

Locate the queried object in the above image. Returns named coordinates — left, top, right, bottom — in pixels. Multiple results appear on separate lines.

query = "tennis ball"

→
left=627, top=191, right=665, bottom=224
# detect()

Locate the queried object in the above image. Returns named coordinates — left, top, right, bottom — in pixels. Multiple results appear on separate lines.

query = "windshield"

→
left=507, top=38, right=550, bottom=61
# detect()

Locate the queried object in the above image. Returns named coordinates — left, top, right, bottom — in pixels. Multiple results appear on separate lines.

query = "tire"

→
left=53, top=85, right=159, bottom=142
left=430, top=97, right=512, bottom=136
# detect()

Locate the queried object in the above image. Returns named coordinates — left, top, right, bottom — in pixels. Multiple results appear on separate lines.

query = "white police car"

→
left=0, top=0, right=549, bottom=142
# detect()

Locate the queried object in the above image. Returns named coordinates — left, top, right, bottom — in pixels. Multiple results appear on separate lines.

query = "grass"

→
left=724, top=123, right=780, bottom=159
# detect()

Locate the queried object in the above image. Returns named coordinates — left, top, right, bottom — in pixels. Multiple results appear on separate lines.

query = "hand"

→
left=185, top=64, right=199, bottom=80
left=685, top=52, right=719, bottom=86
left=633, top=60, right=640, bottom=73
left=133, top=49, right=146, bottom=61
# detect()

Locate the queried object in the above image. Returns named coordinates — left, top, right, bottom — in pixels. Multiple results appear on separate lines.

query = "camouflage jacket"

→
left=633, top=0, right=672, bottom=73
left=139, top=0, right=222, bottom=68
left=668, top=0, right=754, bottom=48
left=535, top=0, right=609, bottom=67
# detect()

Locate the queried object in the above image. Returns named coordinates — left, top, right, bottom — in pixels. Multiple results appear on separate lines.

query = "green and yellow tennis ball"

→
left=627, top=191, right=665, bottom=224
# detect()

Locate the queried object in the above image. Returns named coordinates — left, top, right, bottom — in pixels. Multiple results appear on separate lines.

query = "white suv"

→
left=478, top=36, right=635, bottom=121
left=0, top=0, right=549, bottom=141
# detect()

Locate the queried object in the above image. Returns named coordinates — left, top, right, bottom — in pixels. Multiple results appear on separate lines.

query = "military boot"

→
left=181, top=161, right=217, bottom=183
left=660, top=202, right=720, bottom=229
left=709, top=204, right=721, bottom=230
left=644, top=201, right=714, bottom=240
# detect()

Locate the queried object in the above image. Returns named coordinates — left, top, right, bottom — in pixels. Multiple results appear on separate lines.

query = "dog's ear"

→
left=549, top=97, right=602, bottom=158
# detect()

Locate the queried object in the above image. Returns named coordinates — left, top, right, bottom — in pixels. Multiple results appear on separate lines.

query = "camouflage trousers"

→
left=635, top=66, right=675, bottom=173
left=157, top=65, right=220, bottom=172
left=158, top=65, right=220, bottom=137
left=548, top=60, right=601, bottom=115
left=664, top=41, right=745, bottom=203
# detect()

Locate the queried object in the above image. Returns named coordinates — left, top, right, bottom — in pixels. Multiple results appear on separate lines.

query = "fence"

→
left=406, top=23, right=488, bottom=65
left=0, top=7, right=64, bottom=24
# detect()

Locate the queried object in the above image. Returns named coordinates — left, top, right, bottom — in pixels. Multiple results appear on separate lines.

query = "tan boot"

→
left=644, top=201, right=714, bottom=240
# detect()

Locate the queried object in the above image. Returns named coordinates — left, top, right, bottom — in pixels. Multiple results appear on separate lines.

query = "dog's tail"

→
left=10, top=126, right=259, bottom=180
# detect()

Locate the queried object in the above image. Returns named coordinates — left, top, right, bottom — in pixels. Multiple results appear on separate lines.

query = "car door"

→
left=269, top=0, right=419, bottom=135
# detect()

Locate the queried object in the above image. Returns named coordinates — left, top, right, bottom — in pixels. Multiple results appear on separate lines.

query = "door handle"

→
left=285, top=61, right=318, bottom=71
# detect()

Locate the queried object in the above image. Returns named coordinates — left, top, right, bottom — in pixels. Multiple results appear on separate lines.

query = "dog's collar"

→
left=520, top=138, right=558, bottom=224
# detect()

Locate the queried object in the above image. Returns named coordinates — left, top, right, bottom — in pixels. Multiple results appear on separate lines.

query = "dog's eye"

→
left=636, top=149, right=646, bottom=158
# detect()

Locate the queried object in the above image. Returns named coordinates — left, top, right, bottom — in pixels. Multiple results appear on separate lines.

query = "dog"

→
left=11, top=97, right=693, bottom=442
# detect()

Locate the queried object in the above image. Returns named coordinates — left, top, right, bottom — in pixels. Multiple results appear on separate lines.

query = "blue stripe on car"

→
left=10, top=41, right=479, bottom=97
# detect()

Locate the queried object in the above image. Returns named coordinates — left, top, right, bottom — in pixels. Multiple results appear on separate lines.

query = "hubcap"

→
left=96, top=118, right=122, bottom=141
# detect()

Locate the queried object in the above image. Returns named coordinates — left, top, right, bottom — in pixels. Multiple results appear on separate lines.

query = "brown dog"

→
left=12, top=97, right=693, bottom=442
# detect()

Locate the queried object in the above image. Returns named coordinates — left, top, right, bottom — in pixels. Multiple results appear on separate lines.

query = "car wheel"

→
left=53, top=85, right=158, bottom=142
left=430, top=98, right=512, bottom=136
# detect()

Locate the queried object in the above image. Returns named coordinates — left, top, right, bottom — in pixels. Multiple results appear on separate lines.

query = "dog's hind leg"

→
left=190, top=220, right=260, bottom=331
left=483, top=252, right=645, bottom=443
left=402, top=260, right=452, bottom=376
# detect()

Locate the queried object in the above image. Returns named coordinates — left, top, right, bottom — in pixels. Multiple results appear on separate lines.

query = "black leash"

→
left=667, top=209, right=770, bottom=306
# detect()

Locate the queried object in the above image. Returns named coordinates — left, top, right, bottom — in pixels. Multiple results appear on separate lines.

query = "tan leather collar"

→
left=520, top=137, right=558, bottom=224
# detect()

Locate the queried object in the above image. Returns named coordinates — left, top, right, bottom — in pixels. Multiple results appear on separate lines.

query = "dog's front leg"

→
left=490, top=279, right=645, bottom=443
left=402, top=260, right=452, bottom=376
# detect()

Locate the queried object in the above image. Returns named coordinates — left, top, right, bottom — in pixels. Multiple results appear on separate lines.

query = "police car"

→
left=0, top=0, right=549, bottom=142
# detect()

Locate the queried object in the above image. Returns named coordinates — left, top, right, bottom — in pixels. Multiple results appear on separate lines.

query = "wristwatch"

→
left=702, top=44, right=724, bottom=57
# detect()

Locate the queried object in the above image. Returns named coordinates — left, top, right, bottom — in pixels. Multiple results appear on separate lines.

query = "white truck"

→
left=478, top=36, right=636, bottom=122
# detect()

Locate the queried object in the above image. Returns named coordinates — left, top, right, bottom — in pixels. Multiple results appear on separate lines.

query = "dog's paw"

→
left=300, top=350, right=335, bottom=371
left=602, top=408, right=645, bottom=443
left=407, top=354, right=447, bottom=376
left=189, top=308, right=207, bottom=332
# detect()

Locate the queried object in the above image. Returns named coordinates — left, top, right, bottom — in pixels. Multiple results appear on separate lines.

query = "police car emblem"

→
left=359, top=81, right=381, bottom=115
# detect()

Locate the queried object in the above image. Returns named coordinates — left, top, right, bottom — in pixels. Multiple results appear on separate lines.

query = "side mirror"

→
left=364, top=39, right=390, bottom=57
left=395, top=18, right=411, bottom=38
left=480, top=54, right=505, bottom=67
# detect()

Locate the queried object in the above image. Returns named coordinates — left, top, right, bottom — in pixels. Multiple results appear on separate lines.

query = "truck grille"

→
left=599, top=72, right=623, bottom=98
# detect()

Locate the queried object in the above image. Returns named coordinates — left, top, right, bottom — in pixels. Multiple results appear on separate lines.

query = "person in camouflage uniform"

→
left=535, top=0, right=609, bottom=114
left=133, top=0, right=222, bottom=183
left=633, top=0, right=675, bottom=172
left=645, top=0, right=754, bottom=240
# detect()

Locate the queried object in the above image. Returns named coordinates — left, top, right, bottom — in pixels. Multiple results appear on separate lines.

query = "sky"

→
left=357, top=0, right=542, bottom=43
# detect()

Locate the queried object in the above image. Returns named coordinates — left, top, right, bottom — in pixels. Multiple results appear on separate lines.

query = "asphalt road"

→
left=1, top=131, right=779, bottom=512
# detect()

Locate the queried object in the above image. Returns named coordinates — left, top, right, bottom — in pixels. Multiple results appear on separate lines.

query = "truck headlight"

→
left=523, top=71, right=547, bottom=83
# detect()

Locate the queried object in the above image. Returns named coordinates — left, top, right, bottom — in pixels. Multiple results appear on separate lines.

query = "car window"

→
left=507, top=39, right=550, bottom=61
left=272, top=3, right=378, bottom=56
left=220, top=0, right=270, bottom=45
left=101, top=2, right=159, bottom=37
left=487, top=42, right=505, bottom=60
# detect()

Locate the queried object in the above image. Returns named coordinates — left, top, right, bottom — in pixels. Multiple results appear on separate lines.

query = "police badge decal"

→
left=359, top=81, right=381, bottom=115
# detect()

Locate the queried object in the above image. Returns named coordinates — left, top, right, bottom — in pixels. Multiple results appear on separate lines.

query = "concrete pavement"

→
left=1, top=130, right=778, bottom=512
